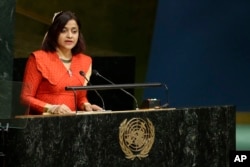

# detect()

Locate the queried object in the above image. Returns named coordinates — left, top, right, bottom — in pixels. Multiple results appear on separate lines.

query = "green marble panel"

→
left=0, top=0, right=15, bottom=80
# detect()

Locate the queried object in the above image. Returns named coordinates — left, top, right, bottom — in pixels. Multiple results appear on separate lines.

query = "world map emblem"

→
left=119, top=118, right=155, bottom=160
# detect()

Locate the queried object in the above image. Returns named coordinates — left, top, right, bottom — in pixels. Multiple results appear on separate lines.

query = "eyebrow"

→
left=62, top=27, right=78, bottom=31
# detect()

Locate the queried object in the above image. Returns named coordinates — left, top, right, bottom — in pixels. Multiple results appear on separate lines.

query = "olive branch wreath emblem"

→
left=119, top=118, right=155, bottom=160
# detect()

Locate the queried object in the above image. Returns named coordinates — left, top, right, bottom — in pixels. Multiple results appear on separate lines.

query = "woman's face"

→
left=57, top=19, right=79, bottom=52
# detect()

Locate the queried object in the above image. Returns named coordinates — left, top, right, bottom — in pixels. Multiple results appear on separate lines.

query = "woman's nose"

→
left=67, top=32, right=73, bottom=38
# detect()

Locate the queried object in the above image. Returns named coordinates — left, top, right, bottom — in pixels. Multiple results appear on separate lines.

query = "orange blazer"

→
left=21, top=50, right=92, bottom=114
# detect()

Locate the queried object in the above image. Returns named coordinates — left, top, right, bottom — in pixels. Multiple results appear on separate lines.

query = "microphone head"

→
left=92, top=69, right=99, bottom=76
left=79, top=71, right=85, bottom=76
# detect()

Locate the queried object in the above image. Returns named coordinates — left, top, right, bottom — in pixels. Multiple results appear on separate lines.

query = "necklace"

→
left=60, top=58, right=72, bottom=63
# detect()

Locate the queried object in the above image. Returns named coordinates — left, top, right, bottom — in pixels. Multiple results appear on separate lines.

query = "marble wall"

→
left=0, top=0, right=15, bottom=80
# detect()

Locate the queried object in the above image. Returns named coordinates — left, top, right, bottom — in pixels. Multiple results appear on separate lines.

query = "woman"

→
left=21, top=11, right=102, bottom=114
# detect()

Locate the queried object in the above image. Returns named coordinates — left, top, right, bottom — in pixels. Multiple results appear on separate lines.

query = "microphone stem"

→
left=162, top=83, right=169, bottom=108
left=98, top=74, right=139, bottom=110
left=80, top=72, right=105, bottom=110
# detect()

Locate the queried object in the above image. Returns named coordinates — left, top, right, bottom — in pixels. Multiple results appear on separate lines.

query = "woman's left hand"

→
left=84, top=103, right=103, bottom=111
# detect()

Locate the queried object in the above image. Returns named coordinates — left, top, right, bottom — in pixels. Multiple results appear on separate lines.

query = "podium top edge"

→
left=14, top=108, right=176, bottom=119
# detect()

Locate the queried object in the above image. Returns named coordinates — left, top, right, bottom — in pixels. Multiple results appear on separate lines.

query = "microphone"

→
left=79, top=70, right=106, bottom=110
left=92, top=69, right=139, bottom=110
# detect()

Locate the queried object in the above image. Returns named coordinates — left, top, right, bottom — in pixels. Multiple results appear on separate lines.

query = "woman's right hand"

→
left=45, top=104, right=72, bottom=114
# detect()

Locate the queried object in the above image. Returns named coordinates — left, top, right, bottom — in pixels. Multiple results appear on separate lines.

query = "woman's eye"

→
left=61, top=29, right=67, bottom=33
left=72, top=29, right=78, bottom=34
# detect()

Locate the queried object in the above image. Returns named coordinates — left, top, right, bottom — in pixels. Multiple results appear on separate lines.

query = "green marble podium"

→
left=5, top=105, right=235, bottom=167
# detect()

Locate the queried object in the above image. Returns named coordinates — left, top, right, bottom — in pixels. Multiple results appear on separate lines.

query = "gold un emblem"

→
left=119, top=118, right=155, bottom=160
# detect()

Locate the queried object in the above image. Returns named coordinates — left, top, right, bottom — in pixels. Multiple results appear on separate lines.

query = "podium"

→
left=4, top=105, right=235, bottom=167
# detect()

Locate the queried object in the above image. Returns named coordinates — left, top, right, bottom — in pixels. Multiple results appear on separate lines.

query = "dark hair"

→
left=41, top=11, right=86, bottom=54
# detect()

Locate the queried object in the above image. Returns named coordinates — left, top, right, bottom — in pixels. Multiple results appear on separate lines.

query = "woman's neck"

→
left=56, top=48, right=72, bottom=59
